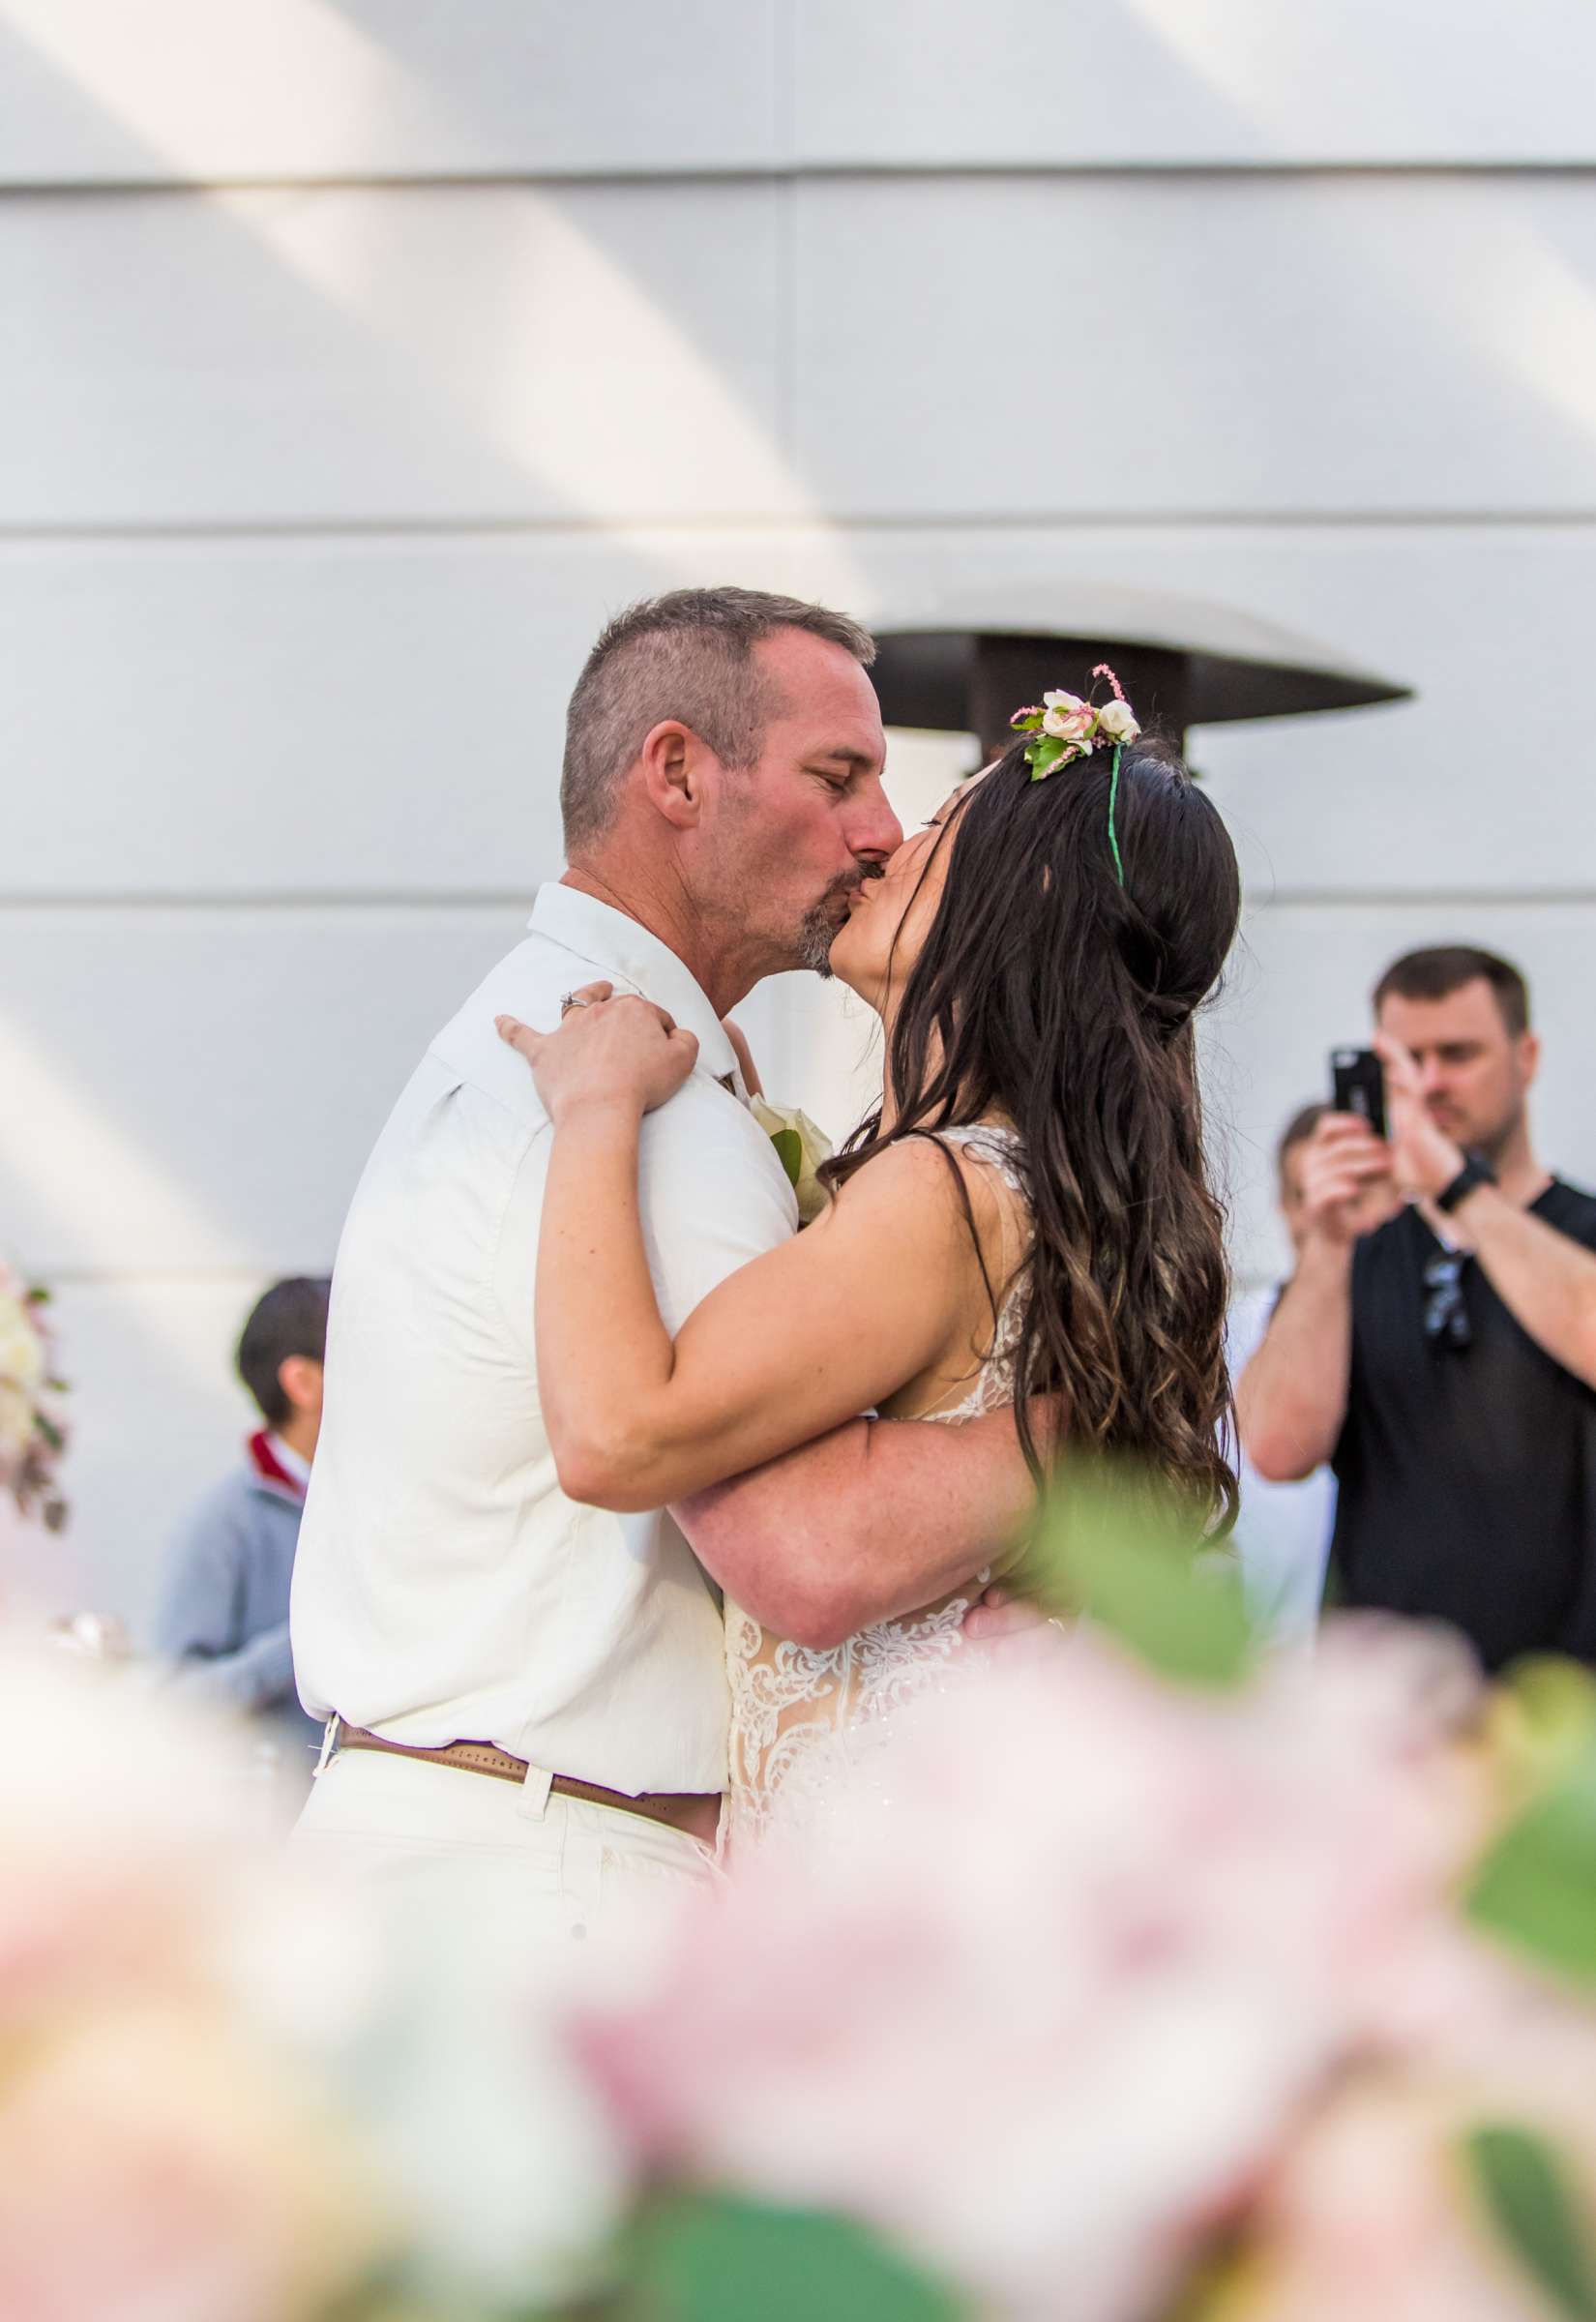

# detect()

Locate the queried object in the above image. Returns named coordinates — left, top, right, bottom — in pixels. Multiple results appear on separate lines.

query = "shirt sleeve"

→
left=492, top=1077, right=800, bottom=1363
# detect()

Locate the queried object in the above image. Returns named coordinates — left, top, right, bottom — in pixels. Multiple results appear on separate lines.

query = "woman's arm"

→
left=499, top=999, right=989, bottom=1511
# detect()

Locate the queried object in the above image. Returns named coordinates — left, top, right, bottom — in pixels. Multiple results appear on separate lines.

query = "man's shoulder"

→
left=424, top=933, right=578, bottom=1118
left=176, top=1464, right=299, bottom=1553
left=1542, top=1178, right=1596, bottom=1249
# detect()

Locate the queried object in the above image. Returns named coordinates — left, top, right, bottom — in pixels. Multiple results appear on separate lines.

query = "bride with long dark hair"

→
left=498, top=681, right=1242, bottom=1844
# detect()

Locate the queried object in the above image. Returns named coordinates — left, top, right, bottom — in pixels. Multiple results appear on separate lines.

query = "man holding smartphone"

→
left=1238, top=945, right=1596, bottom=1670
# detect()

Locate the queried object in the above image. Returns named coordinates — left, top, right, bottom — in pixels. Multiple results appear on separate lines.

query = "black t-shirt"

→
left=1330, top=1179, right=1596, bottom=1670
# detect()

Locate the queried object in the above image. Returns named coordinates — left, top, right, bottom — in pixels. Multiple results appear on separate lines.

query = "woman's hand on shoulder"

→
left=496, top=982, right=698, bottom=1125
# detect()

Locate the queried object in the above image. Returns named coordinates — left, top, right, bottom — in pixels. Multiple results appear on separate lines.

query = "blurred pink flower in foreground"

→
left=0, top=1643, right=631, bottom=2322
left=0, top=2008, right=382, bottom=2322
left=582, top=1618, right=1488, bottom=2322
left=1219, top=1922, right=1596, bottom=2322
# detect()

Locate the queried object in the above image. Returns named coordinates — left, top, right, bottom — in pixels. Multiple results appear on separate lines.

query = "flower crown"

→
left=1009, top=664, right=1141, bottom=782
left=1009, top=664, right=1141, bottom=887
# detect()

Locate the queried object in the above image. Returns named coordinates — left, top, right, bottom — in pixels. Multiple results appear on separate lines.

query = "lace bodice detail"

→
left=724, top=1126, right=1027, bottom=1852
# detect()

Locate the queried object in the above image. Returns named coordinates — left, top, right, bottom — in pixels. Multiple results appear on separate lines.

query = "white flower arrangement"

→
left=750, top=1097, right=834, bottom=1226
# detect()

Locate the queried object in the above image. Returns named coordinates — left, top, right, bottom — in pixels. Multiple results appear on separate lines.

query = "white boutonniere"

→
left=749, top=1097, right=834, bottom=1226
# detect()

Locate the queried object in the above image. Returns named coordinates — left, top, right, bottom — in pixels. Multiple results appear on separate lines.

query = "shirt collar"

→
left=266, top=1432, right=312, bottom=1491
left=248, top=1429, right=309, bottom=1503
left=528, top=883, right=742, bottom=1092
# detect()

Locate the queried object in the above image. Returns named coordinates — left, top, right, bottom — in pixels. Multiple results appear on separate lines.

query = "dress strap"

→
left=921, top=1121, right=1026, bottom=1196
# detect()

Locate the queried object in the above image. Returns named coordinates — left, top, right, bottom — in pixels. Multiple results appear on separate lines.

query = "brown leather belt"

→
left=332, top=1722, right=721, bottom=1845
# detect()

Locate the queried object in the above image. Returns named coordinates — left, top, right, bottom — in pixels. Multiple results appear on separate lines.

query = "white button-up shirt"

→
left=291, top=884, right=799, bottom=1794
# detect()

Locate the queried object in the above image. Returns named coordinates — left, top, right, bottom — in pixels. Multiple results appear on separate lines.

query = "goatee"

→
left=797, top=869, right=880, bottom=978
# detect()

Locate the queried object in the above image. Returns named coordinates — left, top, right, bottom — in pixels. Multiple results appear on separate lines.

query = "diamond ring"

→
left=559, top=991, right=596, bottom=1014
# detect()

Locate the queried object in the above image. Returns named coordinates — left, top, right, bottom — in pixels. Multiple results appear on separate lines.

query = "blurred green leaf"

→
left=1496, top=1658, right=1596, bottom=1783
left=769, top=1128, right=803, bottom=1189
left=33, top=1412, right=64, bottom=1452
left=1027, top=737, right=1067, bottom=780
left=1463, top=2122, right=1596, bottom=2321
left=618, top=2192, right=964, bottom=2322
left=1466, top=1731, right=1596, bottom=1987
left=1016, top=1466, right=1254, bottom=1690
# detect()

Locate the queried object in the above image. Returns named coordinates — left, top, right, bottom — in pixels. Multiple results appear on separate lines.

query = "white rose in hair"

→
left=750, top=1098, right=835, bottom=1227
left=1097, top=700, right=1141, bottom=744
left=1042, top=692, right=1095, bottom=745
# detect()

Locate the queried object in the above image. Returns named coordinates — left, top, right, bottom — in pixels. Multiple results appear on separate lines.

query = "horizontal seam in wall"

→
left=0, top=891, right=536, bottom=910
left=2, top=511, right=1595, bottom=547
left=2, top=160, right=1596, bottom=198
left=37, top=1266, right=319, bottom=1288
left=3, top=889, right=1594, bottom=914
left=1249, top=889, right=1596, bottom=909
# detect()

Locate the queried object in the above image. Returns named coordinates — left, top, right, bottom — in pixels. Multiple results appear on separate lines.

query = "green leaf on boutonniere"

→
left=769, top=1127, right=803, bottom=1188
left=1027, top=736, right=1067, bottom=781
left=34, top=1413, right=65, bottom=1453
left=1463, top=2122, right=1596, bottom=2321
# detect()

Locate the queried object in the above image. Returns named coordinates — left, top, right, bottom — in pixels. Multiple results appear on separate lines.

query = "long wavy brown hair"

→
left=820, top=729, right=1242, bottom=1529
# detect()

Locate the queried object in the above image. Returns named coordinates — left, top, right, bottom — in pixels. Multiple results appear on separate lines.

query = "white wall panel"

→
left=1, top=523, right=1585, bottom=900
left=795, top=0, right=1596, bottom=170
left=0, top=181, right=787, bottom=525
left=0, top=905, right=523, bottom=1275
left=0, top=537, right=606, bottom=894
left=3, top=1, right=1589, bottom=186
left=793, top=174, right=1596, bottom=518
left=1216, top=900, right=1596, bottom=1286
left=0, top=1, right=779, bottom=184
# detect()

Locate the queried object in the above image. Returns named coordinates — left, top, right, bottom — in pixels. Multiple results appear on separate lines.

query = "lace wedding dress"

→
left=723, top=1126, right=1028, bottom=1854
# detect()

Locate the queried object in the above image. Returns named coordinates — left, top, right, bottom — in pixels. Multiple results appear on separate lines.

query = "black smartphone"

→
left=1330, top=1047, right=1387, bottom=1142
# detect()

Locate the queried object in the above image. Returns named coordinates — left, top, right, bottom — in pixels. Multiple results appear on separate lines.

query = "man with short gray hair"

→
left=292, top=586, right=1038, bottom=1944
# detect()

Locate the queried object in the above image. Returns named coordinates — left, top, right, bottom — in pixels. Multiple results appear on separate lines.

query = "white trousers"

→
left=290, top=1742, right=716, bottom=1963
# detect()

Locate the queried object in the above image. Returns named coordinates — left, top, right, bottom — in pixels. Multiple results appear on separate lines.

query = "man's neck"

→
left=1484, top=1117, right=1549, bottom=1208
left=560, top=864, right=757, bottom=1018
left=274, top=1413, right=319, bottom=1467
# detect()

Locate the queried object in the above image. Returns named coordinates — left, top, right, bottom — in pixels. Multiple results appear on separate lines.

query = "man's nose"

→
left=848, top=779, right=903, bottom=864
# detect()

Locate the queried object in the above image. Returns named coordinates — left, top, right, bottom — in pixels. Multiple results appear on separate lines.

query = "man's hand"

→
left=1300, top=1111, right=1402, bottom=1246
left=1373, top=1031, right=1466, bottom=1204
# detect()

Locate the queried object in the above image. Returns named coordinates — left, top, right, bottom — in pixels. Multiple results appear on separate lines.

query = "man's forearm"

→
left=1455, top=1186, right=1596, bottom=1388
left=1236, top=1238, right=1353, bottom=1481
left=676, top=1406, right=1034, bottom=1650
left=169, top=1622, right=296, bottom=1715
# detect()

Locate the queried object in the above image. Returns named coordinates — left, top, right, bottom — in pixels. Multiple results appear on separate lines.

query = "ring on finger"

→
left=560, top=991, right=597, bottom=1015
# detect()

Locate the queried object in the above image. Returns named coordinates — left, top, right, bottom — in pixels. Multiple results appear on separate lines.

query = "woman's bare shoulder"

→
left=827, top=1125, right=1021, bottom=1247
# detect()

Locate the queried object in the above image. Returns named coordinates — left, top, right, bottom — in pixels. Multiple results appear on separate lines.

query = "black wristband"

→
left=1435, top=1153, right=1495, bottom=1214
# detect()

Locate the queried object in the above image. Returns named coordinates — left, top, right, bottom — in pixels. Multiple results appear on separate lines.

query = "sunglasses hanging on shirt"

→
left=1422, top=1248, right=1472, bottom=1353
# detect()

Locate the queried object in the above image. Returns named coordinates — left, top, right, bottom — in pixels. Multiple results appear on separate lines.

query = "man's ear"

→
left=636, top=720, right=709, bottom=831
left=278, top=1354, right=324, bottom=1415
left=1517, top=1028, right=1542, bottom=1092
